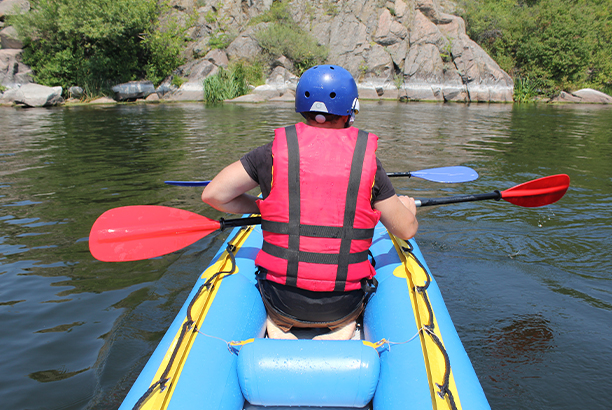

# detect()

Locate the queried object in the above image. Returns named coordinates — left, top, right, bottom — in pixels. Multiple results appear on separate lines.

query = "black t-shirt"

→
left=240, top=141, right=396, bottom=201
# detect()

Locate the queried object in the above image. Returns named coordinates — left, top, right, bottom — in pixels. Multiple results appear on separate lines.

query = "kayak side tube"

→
left=364, top=224, right=490, bottom=410
left=119, top=224, right=267, bottom=410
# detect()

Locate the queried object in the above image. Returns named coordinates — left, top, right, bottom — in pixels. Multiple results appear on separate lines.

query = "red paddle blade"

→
left=89, top=206, right=221, bottom=262
left=501, top=174, right=570, bottom=207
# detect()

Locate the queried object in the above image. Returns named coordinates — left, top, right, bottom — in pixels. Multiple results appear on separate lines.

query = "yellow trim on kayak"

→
left=392, top=236, right=463, bottom=410
left=137, top=224, right=256, bottom=410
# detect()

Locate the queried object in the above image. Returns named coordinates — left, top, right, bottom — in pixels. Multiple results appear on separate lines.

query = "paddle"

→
left=90, top=174, right=569, bottom=262
left=164, top=166, right=479, bottom=186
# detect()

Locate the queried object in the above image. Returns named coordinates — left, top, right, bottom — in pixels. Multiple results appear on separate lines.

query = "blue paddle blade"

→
left=164, top=180, right=211, bottom=187
left=409, top=166, right=479, bottom=183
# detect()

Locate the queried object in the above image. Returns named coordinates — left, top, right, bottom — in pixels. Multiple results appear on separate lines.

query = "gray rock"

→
left=68, top=86, right=84, bottom=98
left=0, top=86, right=20, bottom=105
left=0, top=26, right=23, bottom=49
left=372, top=9, right=408, bottom=46
left=226, top=25, right=264, bottom=61
left=0, top=0, right=30, bottom=18
left=155, top=83, right=177, bottom=97
left=145, top=92, right=160, bottom=101
left=572, top=89, right=612, bottom=104
left=204, top=48, right=229, bottom=68
left=0, top=49, right=32, bottom=87
left=165, top=82, right=204, bottom=101
left=252, top=84, right=282, bottom=100
left=14, top=83, right=63, bottom=107
left=89, top=96, right=116, bottom=104
left=552, top=89, right=612, bottom=104
left=225, top=93, right=266, bottom=103
left=111, top=81, right=155, bottom=101
left=438, top=14, right=514, bottom=102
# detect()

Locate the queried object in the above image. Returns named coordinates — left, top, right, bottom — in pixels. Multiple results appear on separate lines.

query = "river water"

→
left=1, top=101, right=610, bottom=410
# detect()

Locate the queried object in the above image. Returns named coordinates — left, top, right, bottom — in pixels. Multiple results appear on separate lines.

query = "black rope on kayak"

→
left=404, top=245, right=458, bottom=410
left=131, top=242, right=239, bottom=410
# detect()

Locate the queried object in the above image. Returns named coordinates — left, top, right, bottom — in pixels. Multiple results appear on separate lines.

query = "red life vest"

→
left=255, top=122, right=381, bottom=292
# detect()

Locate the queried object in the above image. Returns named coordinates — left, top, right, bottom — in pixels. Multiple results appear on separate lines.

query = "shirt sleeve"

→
left=372, top=158, right=396, bottom=202
left=240, top=142, right=273, bottom=198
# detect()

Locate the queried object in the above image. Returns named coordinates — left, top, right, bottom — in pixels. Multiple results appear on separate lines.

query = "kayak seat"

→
left=236, top=339, right=380, bottom=408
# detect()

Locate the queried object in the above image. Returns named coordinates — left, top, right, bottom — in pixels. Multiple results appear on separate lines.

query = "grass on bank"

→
left=204, top=62, right=265, bottom=104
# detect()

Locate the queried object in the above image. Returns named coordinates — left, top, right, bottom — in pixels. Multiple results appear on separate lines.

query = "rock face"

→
left=165, top=0, right=514, bottom=102
left=7, top=0, right=610, bottom=105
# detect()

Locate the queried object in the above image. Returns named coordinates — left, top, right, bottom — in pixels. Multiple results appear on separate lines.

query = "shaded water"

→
left=1, top=102, right=610, bottom=409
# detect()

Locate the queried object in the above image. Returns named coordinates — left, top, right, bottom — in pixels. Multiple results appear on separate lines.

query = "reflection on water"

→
left=1, top=102, right=611, bottom=410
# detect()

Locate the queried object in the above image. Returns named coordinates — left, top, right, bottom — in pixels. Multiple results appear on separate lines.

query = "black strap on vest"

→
left=262, top=125, right=371, bottom=290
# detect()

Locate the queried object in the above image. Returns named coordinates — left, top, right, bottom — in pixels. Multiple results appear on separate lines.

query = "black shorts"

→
left=257, top=279, right=365, bottom=329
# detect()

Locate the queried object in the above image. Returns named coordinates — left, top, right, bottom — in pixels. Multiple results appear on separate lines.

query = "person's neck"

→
left=305, top=118, right=349, bottom=129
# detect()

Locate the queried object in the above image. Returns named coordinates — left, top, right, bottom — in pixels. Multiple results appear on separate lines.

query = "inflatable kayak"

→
left=119, top=220, right=490, bottom=410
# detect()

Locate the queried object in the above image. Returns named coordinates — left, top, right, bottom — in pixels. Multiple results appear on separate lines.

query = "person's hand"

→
left=398, top=195, right=417, bottom=215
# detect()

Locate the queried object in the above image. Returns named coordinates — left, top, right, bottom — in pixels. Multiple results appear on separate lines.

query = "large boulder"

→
left=226, top=25, right=264, bottom=61
left=551, top=89, right=612, bottom=104
left=14, top=83, right=63, bottom=107
left=0, top=26, right=23, bottom=49
left=111, top=81, right=155, bottom=101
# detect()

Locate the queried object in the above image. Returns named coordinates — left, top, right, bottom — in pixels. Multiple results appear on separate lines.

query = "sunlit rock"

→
left=15, top=83, right=63, bottom=107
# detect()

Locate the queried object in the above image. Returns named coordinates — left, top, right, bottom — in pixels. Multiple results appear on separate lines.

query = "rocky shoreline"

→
left=2, top=0, right=612, bottom=107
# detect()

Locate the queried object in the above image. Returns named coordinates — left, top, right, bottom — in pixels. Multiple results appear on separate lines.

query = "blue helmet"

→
left=295, top=65, right=359, bottom=117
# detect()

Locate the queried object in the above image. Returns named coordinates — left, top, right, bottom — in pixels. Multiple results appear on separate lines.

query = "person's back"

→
left=202, top=65, right=418, bottom=340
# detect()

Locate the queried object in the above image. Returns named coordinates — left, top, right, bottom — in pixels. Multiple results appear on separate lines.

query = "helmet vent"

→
left=305, top=91, right=310, bottom=97
left=330, top=92, right=336, bottom=99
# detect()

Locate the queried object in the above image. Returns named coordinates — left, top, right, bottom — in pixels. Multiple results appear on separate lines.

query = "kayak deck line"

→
left=393, top=237, right=462, bottom=410
left=132, top=224, right=256, bottom=410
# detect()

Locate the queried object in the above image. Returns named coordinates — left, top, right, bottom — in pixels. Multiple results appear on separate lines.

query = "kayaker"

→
left=202, top=64, right=418, bottom=340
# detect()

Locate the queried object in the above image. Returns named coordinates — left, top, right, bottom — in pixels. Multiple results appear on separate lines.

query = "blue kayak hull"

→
left=120, top=222, right=490, bottom=410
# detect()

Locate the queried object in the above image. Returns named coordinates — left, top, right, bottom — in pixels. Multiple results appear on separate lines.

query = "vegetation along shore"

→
left=1, top=0, right=611, bottom=107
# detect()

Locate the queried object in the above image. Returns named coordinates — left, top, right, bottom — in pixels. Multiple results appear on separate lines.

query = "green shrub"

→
left=255, top=23, right=328, bottom=75
left=457, top=0, right=612, bottom=95
left=171, top=76, right=187, bottom=88
left=251, top=1, right=328, bottom=74
left=250, top=1, right=295, bottom=26
left=208, top=32, right=234, bottom=50
left=10, top=0, right=186, bottom=94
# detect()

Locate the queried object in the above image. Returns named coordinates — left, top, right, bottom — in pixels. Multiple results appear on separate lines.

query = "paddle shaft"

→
left=164, top=166, right=479, bottom=186
left=217, top=191, right=503, bottom=228
left=415, top=191, right=501, bottom=207
left=221, top=216, right=261, bottom=229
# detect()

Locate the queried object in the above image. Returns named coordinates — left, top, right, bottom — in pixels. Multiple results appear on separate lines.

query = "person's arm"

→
left=374, top=195, right=418, bottom=240
left=201, top=160, right=260, bottom=214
